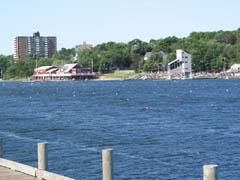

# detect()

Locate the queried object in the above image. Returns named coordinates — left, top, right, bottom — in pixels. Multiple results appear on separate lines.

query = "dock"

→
left=0, top=137, right=219, bottom=180
left=0, top=157, right=75, bottom=180
left=0, top=166, right=37, bottom=180
left=0, top=137, right=76, bottom=180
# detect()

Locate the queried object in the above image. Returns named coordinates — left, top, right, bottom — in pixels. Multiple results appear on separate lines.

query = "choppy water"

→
left=0, top=79, right=240, bottom=179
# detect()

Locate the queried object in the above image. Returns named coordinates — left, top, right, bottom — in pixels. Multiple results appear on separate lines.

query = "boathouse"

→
left=33, top=64, right=97, bottom=81
left=34, top=66, right=58, bottom=81
left=167, top=50, right=192, bottom=79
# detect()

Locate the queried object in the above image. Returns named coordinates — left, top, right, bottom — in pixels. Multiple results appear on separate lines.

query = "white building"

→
left=144, top=52, right=152, bottom=61
left=168, top=50, right=192, bottom=79
left=226, top=64, right=240, bottom=75
left=227, top=64, right=240, bottom=72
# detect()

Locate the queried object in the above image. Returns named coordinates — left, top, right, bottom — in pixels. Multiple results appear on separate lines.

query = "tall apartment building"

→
left=14, top=32, right=57, bottom=60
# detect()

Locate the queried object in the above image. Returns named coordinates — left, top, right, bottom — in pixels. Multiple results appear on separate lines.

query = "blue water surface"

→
left=0, top=79, right=240, bottom=180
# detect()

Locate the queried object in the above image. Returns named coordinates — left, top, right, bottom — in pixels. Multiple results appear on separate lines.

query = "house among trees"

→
left=75, top=41, right=93, bottom=52
left=144, top=52, right=152, bottom=61
left=74, top=41, right=93, bottom=61
left=33, top=64, right=97, bottom=81
left=168, top=50, right=192, bottom=79
left=144, top=51, right=168, bottom=61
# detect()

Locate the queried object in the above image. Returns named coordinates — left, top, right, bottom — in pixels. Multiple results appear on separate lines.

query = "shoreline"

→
left=1, top=76, right=240, bottom=82
left=1, top=71, right=240, bottom=82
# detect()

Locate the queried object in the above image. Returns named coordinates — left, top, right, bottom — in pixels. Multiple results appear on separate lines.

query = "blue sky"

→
left=0, top=0, right=239, bottom=55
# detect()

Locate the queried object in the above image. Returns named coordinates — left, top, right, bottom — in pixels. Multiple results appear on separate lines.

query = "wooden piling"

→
left=38, top=142, right=48, bottom=170
left=203, top=164, right=218, bottom=180
left=102, top=149, right=113, bottom=180
left=0, top=137, right=2, bottom=158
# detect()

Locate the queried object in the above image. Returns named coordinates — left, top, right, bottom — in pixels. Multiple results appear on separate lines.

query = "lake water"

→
left=0, top=79, right=240, bottom=179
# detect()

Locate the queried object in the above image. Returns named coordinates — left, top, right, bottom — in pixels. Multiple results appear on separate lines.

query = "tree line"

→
left=1, top=29, right=240, bottom=79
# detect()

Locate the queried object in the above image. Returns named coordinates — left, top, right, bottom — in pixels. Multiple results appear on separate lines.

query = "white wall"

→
left=168, top=49, right=192, bottom=79
left=231, top=64, right=240, bottom=72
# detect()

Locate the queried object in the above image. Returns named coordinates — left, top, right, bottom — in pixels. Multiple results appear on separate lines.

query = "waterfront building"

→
left=226, top=64, right=240, bottom=75
left=14, top=32, right=57, bottom=60
left=33, top=64, right=97, bottom=81
left=34, top=66, right=58, bottom=75
left=168, top=50, right=192, bottom=79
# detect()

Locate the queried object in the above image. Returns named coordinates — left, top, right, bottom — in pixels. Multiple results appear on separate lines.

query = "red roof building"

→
left=33, top=64, right=97, bottom=81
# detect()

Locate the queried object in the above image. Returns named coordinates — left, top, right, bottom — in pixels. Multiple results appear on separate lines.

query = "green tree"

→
left=37, top=58, right=53, bottom=67
left=216, top=31, right=237, bottom=44
left=154, top=36, right=178, bottom=53
left=52, top=48, right=75, bottom=62
left=0, top=55, right=11, bottom=74
left=98, top=49, right=132, bottom=73
left=4, top=59, right=35, bottom=79
left=143, top=53, right=163, bottom=72
left=98, top=52, right=113, bottom=73
left=77, top=49, right=100, bottom=72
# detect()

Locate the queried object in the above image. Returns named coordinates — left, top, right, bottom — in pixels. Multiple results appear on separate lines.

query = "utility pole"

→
left=223, top=57, right=229, bottom=79
left=91, top=59, right=94, bottom=73
left=223, top=57, right=226, bottom=74
left=155, top=63, right=162, bottom=73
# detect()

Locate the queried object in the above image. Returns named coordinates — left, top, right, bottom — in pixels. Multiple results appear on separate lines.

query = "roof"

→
left=168, top=59, right=180, bottom=65
left=144, top=52, right=152, bottom=58
left=47, top=68, right=58, bottom=73
left=227, top=64, right=240, bottom=73
left=35, top=66, right=53, bottom=71
left=62, top=64, right=81, bottom=72
left=159, top=51, right=166, bottom=56
left=231, top=64, right=240, bottom=68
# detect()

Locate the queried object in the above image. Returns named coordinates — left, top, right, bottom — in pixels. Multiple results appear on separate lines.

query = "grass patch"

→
left=101, top=70, right=136, bottom=80
left=193, top=76, right=217, bottom=79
